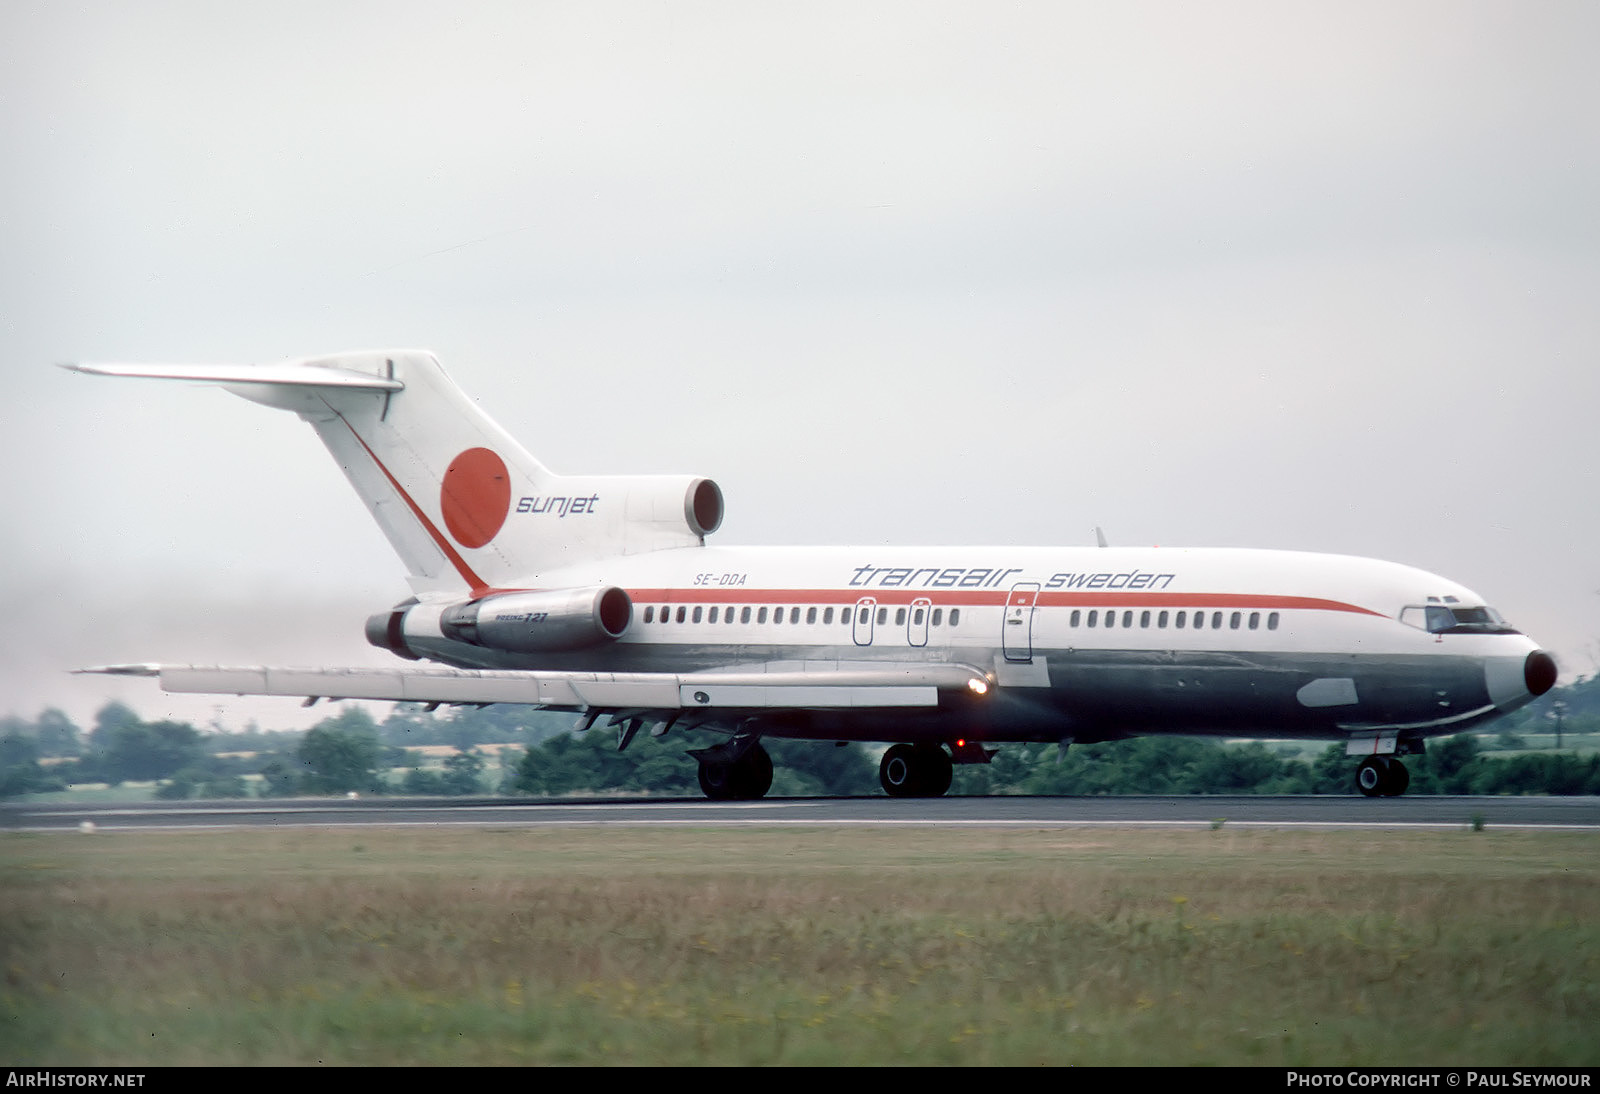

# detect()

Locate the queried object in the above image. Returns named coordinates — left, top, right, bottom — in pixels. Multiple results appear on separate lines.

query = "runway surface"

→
left=6, top=794, right=1600, bottom=831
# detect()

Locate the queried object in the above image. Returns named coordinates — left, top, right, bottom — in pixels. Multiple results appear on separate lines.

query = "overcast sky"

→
left=2, top=1, right=1596, bottom=732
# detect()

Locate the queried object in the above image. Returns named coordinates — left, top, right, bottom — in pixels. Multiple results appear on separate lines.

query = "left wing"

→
left=79, top=661, right=993, bottom=713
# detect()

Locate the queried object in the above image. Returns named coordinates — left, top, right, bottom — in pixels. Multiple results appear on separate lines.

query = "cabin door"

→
left=1002, top=583, right=1040, bottom=662
left=852, top=597, right=877, bottom=646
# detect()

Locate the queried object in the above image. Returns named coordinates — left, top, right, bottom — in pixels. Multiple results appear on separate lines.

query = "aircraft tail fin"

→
left=67, top=351, right=722, bottom=594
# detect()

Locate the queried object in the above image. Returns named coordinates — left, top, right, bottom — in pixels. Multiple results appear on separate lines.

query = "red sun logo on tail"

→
left=440, top=448, right=511, bottom=548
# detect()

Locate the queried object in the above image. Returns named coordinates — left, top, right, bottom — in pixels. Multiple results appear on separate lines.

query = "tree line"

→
left=3, top=672, right=1598, bottom=799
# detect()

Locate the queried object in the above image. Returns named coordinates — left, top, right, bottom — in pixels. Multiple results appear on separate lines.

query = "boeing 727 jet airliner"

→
left=69, top=350, right=1557, bottom=799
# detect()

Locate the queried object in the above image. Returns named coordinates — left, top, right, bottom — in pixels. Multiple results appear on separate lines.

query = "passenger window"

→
left=693, top=606, right=703, bottom=623
left=913, top=608, right=924, bottom=625
left=1088, top=610, right=1098, bottom=627
left=807, top=607, right=817, bottom=624
left=823, top=607, right=834, bottom=624
left=644, top=606, right=655, bottom=623
left=1158, top=611, right=1168, bottom=628
left=950, top=609, right=960, bottom=626
left=1123, top=611, right=1133, bottom=628
left=932, top=609, right=943, bottom=626
left=676, top=606, right=686, bottom=624
left=1230, top=611, right=1240, bottom=629
left=1248, top=612, right=1259, bottom=630
left=1105, top=611, right=1116, bottom=629
left=791, top=607, right=800, bottom=624
left=1070, top=610, right=1080, bottom=627
left=741, top=606, right=752, bottom=624
left=895, top=608, right=906, bottom=625
left=1140, top=610, right=1150, bottom=628
left=877, top=608, right=888, bottom=625
left=1176, top=611, right=1186, bottom=628
left=708, top=606, right=719, bottom=623
left=1212, top=612, right=1223, bottom=629
left=758, top=607, right=768, bottom=624
left=1268, top=612, right=1280, bottom=630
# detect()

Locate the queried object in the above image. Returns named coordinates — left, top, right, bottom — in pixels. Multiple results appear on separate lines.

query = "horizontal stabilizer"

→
left=62, top=361, right=404, bottom=391
left=76, top=661, right=991, bottom=711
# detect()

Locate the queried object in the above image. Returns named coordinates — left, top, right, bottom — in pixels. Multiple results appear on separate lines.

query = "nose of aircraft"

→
left=1524, top=649, right=1558, bottom=697
left=1486, top=646, right=1558, bottom=712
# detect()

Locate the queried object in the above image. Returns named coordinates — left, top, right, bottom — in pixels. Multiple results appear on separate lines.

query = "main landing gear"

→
left=1356, top=755, right=1411, bottom=798
left=879, top=743, right=954, bottom=798
left=695, top=740, right=773, bottom=801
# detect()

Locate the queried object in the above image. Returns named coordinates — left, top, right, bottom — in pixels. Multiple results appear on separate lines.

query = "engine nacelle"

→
left=527, top=473, right=724, bottom=557
left=366, top=586, right=632, bottom=659
left=681, top=477, right=724, bottom=538
left=437, top=585, right=632, bottom=653
left=364, top=600, right=423, bottom=660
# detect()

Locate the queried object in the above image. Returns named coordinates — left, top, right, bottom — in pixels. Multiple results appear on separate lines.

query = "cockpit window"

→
left=1443, top=606, right=1519, bottom=633
left=1403, top=604, right=1520, bottom=635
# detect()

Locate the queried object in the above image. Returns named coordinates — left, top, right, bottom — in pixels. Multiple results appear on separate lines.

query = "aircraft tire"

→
left=880, top=744, right=922, bottom=797
left=880, top=743, right=953, bottom=798
left=1385, top=759, right=1410, bottom=797
left=919, top=744, right=953, bottom=797
left=698, top=760, right=739, bottom=801
left=739, top=743, right=774, bottom=799
left=1356, top=756, right=1390, bottom=798
left=697, top=743, right=773, bottom=801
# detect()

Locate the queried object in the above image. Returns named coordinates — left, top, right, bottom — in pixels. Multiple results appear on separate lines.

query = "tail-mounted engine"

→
left=366, top=585, right=632, bottom=658
left=441, top=586, right=632, bottom=652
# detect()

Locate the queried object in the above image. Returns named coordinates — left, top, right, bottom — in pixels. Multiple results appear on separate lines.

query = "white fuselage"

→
left=392, top=544, right=1546, bottom=746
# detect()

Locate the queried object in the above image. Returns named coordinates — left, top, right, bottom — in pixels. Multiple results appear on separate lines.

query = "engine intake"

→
left=685, top=478, right=724, bottom=537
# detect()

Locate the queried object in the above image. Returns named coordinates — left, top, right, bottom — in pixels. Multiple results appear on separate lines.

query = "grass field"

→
left=2, top=825, right=1596, bottom=1066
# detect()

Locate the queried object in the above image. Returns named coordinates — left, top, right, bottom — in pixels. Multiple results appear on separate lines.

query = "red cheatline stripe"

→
left=1040, top=592, right=1382, bottom=615
left=335, top=416, right=493, bottom=596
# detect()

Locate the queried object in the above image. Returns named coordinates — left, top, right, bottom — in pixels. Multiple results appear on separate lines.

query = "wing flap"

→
left=680, top=684, right=935, bottom=707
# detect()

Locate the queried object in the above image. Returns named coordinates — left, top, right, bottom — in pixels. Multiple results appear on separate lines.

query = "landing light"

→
left=966, top=678, right=989, bottom=696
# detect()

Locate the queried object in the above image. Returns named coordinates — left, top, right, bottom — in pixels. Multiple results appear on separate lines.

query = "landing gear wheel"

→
left=697, top=742, right=773, bottom=801
left=698, top=760, right=738, bottom=800
left=1355, top=756, right=1410, bottom=797
left=880, top=744, right=921, bottom=797
left=739, top=743, right=774, bottom=799
left=1356, top=756, right=1389, bottom=797
left=921, top=745, right=953, bottom=797
left=879, top=744, right=953, bottom=798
